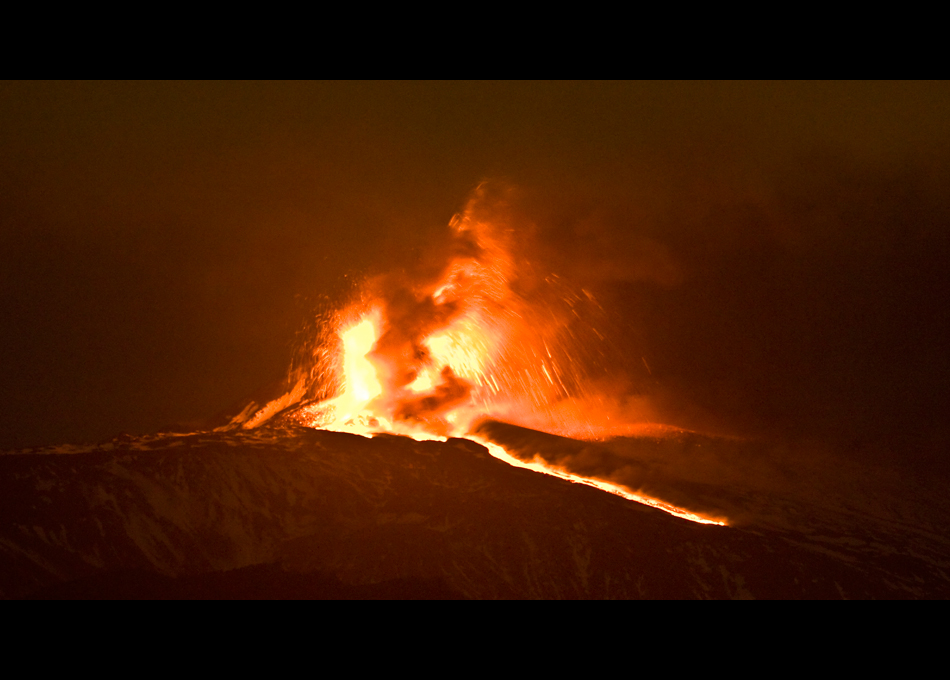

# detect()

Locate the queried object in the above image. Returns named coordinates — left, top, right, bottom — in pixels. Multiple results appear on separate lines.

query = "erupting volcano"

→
left=5, top=180, right=950, bottom=599
left=6, top=80, right=950, bottom=598
left=4, top=181, right=950, bottom=599
left=230, top=184, right=725, bottom=526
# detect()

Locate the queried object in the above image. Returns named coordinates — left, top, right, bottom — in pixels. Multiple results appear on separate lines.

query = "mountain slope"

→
left=2, top=425, right=947, bottom=599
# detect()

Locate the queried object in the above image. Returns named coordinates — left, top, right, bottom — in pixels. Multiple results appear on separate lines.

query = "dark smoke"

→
left=395, top=367, right=471, bottom=423
left=508, top=155, right=950, bottom=475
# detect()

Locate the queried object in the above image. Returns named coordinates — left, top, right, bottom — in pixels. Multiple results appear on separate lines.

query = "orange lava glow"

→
left=292, top=185, right=727, bottom=526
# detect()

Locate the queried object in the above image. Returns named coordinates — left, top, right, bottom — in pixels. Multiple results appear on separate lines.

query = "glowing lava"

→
left=290, top=184, right=726, bottom=526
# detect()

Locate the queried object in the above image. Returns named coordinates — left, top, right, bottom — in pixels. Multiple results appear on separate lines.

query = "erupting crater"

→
left=244, top=185, right=727, bottom=526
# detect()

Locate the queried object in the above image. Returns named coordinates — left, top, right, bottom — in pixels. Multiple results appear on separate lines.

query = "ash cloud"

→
left=505, top=155, right=950, bottom=476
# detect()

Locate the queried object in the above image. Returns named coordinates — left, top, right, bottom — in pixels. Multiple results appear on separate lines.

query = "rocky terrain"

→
left=2, top=423, right=949, bottom=599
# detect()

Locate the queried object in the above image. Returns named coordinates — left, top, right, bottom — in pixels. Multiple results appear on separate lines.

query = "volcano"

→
left=5, top=178, right=950, bottom=599
left=3, top=410, right=949, bottom=599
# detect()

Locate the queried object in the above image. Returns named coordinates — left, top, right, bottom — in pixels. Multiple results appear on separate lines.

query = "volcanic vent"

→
left=227, top=183, right=723, bottom=525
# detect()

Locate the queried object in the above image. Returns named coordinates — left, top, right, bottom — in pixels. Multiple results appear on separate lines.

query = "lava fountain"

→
left=261, top=184, right=725, bottom=526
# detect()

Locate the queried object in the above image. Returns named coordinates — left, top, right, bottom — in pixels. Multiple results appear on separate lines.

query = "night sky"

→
left=2, top=81, right=949, bottom=478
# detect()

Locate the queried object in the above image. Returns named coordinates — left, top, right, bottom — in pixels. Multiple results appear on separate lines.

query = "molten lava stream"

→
left=467, top=435, right=726, bottom=525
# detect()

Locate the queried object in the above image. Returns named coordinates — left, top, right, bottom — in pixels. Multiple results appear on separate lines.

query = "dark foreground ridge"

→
left=2, top=425, right=948, bottom=599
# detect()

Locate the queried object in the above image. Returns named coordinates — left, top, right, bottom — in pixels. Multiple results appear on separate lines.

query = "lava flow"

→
left=275, top=184, right=725, bottom=526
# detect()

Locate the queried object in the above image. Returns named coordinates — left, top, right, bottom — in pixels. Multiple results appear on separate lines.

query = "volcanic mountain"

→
left=3, top=405, right=949, bottom=599
left=5, top=182, right=950, bottom=599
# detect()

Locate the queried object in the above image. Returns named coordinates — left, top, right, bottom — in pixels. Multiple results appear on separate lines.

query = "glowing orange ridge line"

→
left=467, top=435, right=728, bottom=526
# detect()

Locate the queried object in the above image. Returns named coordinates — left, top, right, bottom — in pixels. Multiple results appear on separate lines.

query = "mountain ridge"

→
left=2, top=424, right=947, bottom=599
